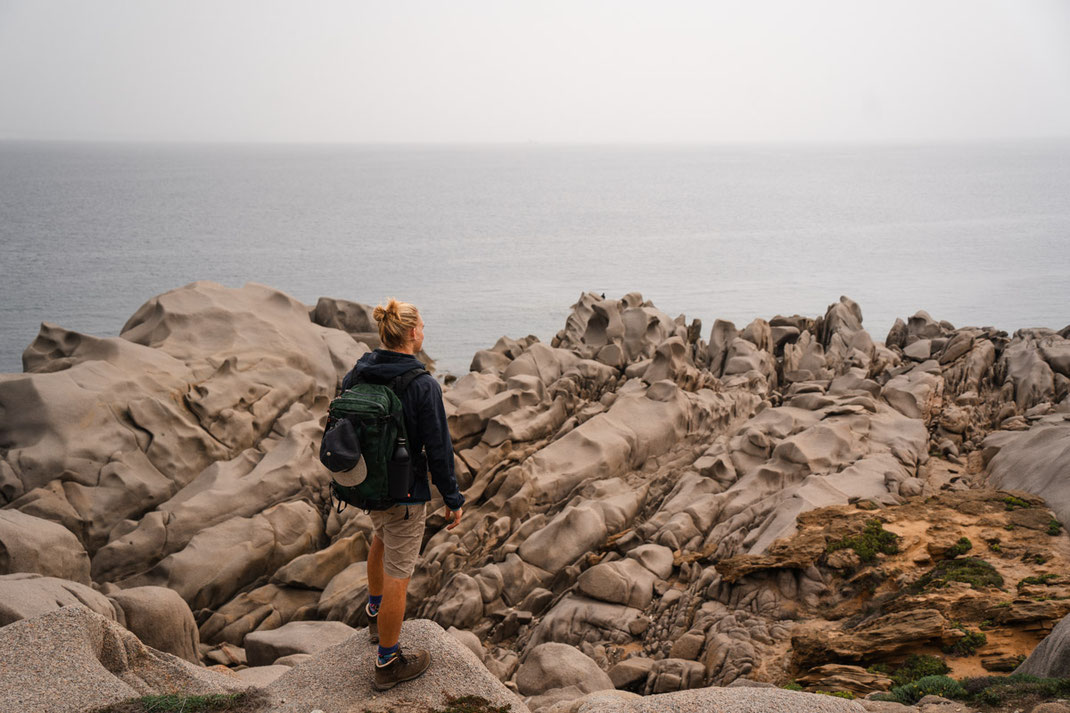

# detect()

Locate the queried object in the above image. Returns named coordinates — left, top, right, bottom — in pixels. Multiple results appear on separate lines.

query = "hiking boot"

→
left=373, top=647, right=431, bottom=691
left=367, top=611, right=379, bottom=644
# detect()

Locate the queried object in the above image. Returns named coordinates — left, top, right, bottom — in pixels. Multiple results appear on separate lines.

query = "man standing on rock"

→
left=340, top=298, right=464, bottom=690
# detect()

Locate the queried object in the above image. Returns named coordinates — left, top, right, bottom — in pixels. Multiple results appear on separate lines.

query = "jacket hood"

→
left=353, top=349, right=426, bottom=382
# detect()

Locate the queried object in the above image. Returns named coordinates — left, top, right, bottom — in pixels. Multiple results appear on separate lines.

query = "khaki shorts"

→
left=370, top=503, right=427, bottom=579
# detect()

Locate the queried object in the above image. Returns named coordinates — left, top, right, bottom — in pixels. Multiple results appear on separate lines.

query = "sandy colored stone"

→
left=92, top=414, right=330, bottom=583
left=985, top=419, right=1070, bottom=528
left=199, top=583, right=320, bottom=646
left=626, top=544, right=674, bottom=579
left=245, top=620, right=358, bottom=666
left=271, top=531, right=368, bottom=590
left=577, top=559, right=656, bottom=609
left=1017, top=611, right=1070, bottom=679
left=796, top=663, right=893, bottom=694
left=0, top=606, right=243, bottom=713
left=0, top=573, right=121, bottom=627
left=108, top=585, right=200, bottom=664
left=516, top=642, right=615, bottom=697
left=527, top=595, right=646, bottom=650
left=266, top=618, right=527, bottom=712
left=0, top=510, right=90, bottom=583
left=118, top=500, right=325, bottom=610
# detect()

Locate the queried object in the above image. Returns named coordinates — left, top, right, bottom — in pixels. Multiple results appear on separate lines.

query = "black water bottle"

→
left=387, top=437, right=412, bottom=500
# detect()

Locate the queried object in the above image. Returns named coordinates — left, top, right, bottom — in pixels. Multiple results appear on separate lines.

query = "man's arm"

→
left=414, top=377, right=465, bottom=513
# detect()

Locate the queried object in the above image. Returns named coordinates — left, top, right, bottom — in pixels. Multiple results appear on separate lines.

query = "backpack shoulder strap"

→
left=391, top=367, right=429, bottom=396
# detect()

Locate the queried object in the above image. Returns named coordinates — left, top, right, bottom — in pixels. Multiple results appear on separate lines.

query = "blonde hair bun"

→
left=373, top=298, right=420, bottom=350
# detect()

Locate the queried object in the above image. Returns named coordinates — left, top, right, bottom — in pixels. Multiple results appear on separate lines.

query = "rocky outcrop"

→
left=517, top=642, right=616, bottom=710
left=793, top=609, right=950, bottom=668
left=4, top=282, right=360, bottom=557
left=2, top=284, right=1069, bottom=708
left=0, top=606, right=243, bottom=713
left=1017, top=612, right=1070, bottom=679
left=983, top=417, right=1070, bottom=527
left=716, top=488, right=1070, bottom=681
left=244, top=620, right=358, bottom=666
left=0, top=509, right=90, bottom=583
left=265, top=618, right=528, bottom=713
left=108, top=585, right=201, bottom=664
left=538, top=687, right=864, bottom=712
left=795, top=664, right=893, bottom=695
left=0, top=573, right=122, bottom=627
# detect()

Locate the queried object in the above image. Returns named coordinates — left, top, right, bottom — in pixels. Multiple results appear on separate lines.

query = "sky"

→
left=0, top=0, right=1068, bottom=144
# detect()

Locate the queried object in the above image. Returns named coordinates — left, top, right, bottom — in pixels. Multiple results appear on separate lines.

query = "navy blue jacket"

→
left=341, top=349, right=465, bottom=511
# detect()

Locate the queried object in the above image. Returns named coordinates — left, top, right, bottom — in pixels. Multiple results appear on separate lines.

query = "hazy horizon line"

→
left=3, top=135, right=1070, bottom=149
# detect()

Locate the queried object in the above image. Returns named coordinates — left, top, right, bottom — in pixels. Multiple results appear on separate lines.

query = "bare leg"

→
left=368, top=535, right=385, bottom=598
left=377, top=573, right=411, bottom=648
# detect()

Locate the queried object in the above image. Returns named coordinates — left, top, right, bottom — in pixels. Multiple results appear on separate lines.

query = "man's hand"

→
left=445, top=506, right=463, bottom=530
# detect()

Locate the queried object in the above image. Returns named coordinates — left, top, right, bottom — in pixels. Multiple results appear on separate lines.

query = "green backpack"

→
left=322, top=367, right=427, bottom=511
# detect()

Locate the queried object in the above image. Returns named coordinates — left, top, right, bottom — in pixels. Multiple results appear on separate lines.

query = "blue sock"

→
left=377, top=643, right=399, bottom=666
left=367, top=595, right=382, bottom=617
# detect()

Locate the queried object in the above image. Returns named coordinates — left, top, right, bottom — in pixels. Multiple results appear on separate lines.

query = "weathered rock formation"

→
left=1017, top=611, right=1070, bottom=679
left=1, top=283, right=1068, bottom=712
left=0, top=606, right=244, bottom=713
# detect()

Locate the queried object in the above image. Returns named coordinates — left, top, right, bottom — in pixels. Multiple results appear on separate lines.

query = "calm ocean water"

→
left=2, top=141, right=1068, bottom=376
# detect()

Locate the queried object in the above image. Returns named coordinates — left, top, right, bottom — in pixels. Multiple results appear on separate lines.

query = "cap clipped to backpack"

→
left=333, top=453, right=368, bottom=486
left=319, top=418, right=368, bottom=485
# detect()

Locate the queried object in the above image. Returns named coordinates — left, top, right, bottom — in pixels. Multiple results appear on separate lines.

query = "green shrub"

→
left=93, top=692, right=261, bottom=713
left=781, top=682, right=803, bottom=691
left=946, top=537, right=973, bottom=558
left=826, top=519, right=900, bottom=563
left=912, top=557, right=1004, bottom=591
left=989, top=541, right=1002, bottom=553
left=1049, top=519, right=1064, bottom=536
left=961, top=676, right=1004, bottom=695
left=882, top=675, right=967, bottom=705
left=867, top=663, right=891, bottom=675
left=1003, top=495, right=1031, bottom=511
left=815, top=690, right=856, bottom=699
left=891, top=654, right=951, bottom=686
left=960, top=673, right=1070, bottom=705
left=1017, top=573, right=1059, bottom=590
left=943, top=629, right=987, bottom=656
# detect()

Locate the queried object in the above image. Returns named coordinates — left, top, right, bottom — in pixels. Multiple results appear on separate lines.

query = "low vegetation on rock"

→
left=1003, top=495, right=1031, bottom=511
left=912, top=557, right=1005, bottom=591
left=91, top=692, right=268, bottom=713
left=944, top=629, right=987, bottom=657
left=945, top=536, right=973, bottom=559
left=1018, top=573, right=1060, bottom=590
left=885, top=655, right=951, bottom=687
left=825, top=519, right=899, bottom=564
left=963, top=673, right=1070, bottom=706
left=875, top=674, right=968, bottom=705
left=876, top=673, right=1070, bottom=708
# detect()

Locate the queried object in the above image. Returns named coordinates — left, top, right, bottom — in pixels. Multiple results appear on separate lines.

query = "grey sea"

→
left=2, top=140, right=1068, bottom=376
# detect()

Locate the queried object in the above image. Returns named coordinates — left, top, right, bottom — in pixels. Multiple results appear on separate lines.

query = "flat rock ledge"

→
left=550, top=687, right=864, bottom=713
left=266, top=618, right=527, bottom=713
